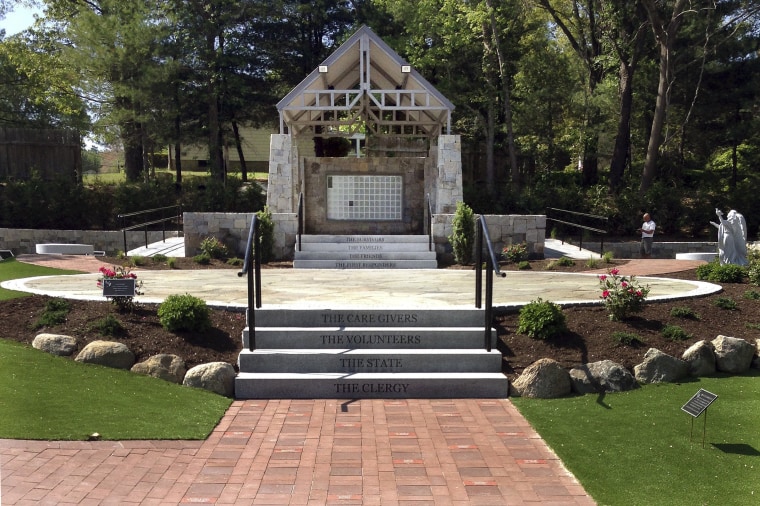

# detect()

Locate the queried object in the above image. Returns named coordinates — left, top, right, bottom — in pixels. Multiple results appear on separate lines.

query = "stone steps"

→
left=293, top=234, right=437, bottom=269
left=235, top=308, right=509, bottom=399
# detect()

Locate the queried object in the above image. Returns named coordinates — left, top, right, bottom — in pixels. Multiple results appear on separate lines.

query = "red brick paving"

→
left=1, top=399, right=596, bottom=505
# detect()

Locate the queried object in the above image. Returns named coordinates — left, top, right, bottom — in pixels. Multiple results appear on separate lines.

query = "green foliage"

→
left=611, top=331, right=644, bottom=346
left=714, top=297, right=737, bottom=310
left=598, top=268, right=650, bottom=320
left=255, top=206, right=275, bottom=263
left=517, top=298, right=567, bottom=340
left=602, top=251, right=614, bottom=263
left=449, top=202, right=475, bottom=265
left=90, top=314, right=125, bottom=336
left=226, top=257, right=244, bottom=267
left=200, top=236, right=230, bottom=260
left=517, top=260, right=531, bottom=270
left=696, top=261, right=746, bottom=283
left=193, top=253, right=211, bottom=265
left=585, top=257, right=600, bottom=269
left=167, top=257, right=177, bottom=269
left=158, top=294, right=211, bottom=332
left=747, top=258, right=760, bottom=286
left=669, top=306, right=700, bottom=320
left=129, top=255, right=147, bottom=267
left=32, top=298, right=71, bottom=329
left=743, top=289, right=760, bottom=300
left=545, top=256, right=575, bottom=270
left=661, top=325, right=692, bottom=341
left=745, top=323, right=760, bottom=330
left=502, top=242, right=528, bottom=263
left=152, top=254, right=168, bottom=262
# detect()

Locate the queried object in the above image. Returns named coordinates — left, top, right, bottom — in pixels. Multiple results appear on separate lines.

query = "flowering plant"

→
left=598, top=268, right=650, bottom=320
left=97, top=265, right=143, bottom=311
left=502, top=242, right=529, bottom=263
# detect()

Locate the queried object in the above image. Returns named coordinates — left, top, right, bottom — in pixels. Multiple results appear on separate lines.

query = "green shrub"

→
left=748, top=260, right=760, bottom=286
left=152, top=254, right=168, bottom=262
left=669, top=306, right=700, bottom=320
left=696, top=261, right=746, bottom=283
left=598, top=269, right=650, bottom=320
left=226, top=257, right=244, bottom=267
left=129, top=255, right=147, bottom=267
left=745, top=322, right=760, bottom=330
left=556, top=256, right=575, bottom=267
left=158, top=294, right=211, bottom=332
left=661, top=325, right=692, bottom=341
left=448, top=202, right=475, bottom=265
left=32, top=298, right=71, bottom=329
left=255, top=206, right=275, bottom=263
left=517, top=260, right=531, bottom=270
left=602, top=251, right=614, bottom=263
left=611, top=331, right=644, bottom=346
left=90, top=314, right=125, bottom=336
left=743, top=289, right=760, bottom=300
left=714, top=297, right=737, bottom=310
left=193, top=253, right=211, bottom=265
left=585, top=257, right=600, bottom=269
left=200, top=236, right=229, bottom=260
left=517, top=298, right=567, bottom=340
left=167, top=257, right=177, bottom=269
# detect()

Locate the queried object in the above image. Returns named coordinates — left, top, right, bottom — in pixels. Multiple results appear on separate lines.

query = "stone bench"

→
left=35, top=243, right=105, bottom=256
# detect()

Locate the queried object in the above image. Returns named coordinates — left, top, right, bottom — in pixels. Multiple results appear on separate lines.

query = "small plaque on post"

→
left=681, top=389, right=717, bottom=418
left=102, top=278, right=136, bottom=297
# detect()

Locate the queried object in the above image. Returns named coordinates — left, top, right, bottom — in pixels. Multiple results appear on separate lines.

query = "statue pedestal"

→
left=676, top=252, right=717, bottom=262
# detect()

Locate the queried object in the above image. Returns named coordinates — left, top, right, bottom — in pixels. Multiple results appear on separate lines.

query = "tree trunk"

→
left=121, top=119, right=143, bottom=182
left=207, top=33, right=225, bottom=182
left=173, top=115, right=182, bottom=185
left=609, top=60, right=635, bottom=191
left=232, top=120, right=248, bottom=182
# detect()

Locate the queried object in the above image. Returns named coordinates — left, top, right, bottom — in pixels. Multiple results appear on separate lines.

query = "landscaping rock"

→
left=510, top=358, right=571, bottom=398
left=75, top=341, right=135, bottom=369
left=753, top=339, right=760, bottom=369
left=681, top=340, right=716, bottom=377
left=711, top=335, right=754, bottom=374
left=131, top=354, right=187, bottom=384
left=183, top=362, right=235, bottom=397
left=32, top=333, right=77, bottom=356
left=569, top=360, right=639, bottom=394
left=634, top=348, right=688, bottom=384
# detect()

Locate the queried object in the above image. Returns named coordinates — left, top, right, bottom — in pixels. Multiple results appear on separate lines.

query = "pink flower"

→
left=599, top=275, right=607, bottom=281
left=610, top=268, right=620, bottom=275
left=636, top=290, right=642, bottom=297
left=602, top=290, right=610, bottom=298
left=621, top=281, right=628, bottom=288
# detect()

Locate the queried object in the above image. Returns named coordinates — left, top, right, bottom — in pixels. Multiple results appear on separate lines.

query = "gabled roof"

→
left=277, top=26, right=454, bottom=139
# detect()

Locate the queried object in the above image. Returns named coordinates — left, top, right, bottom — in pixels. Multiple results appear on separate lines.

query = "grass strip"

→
left=513, top=372, right=760, bottom=505
left=0, top=258, right=82, bottom=300
left=0, top=339, right=232, bottom=440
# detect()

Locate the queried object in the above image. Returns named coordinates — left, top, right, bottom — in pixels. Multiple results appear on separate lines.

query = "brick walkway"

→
left=1, top=399, right=594, bottom=505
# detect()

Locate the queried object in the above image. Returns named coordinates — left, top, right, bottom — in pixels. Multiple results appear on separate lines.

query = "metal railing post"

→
left=475, top=216, right=505, bottom=351
left=238, top=213, right=262, bottom=351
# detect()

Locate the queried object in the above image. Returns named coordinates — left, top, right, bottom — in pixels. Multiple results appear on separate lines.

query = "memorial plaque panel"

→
left=102, top=278, right=136, bottom=297
left=681, top=389, right=717, bottom=418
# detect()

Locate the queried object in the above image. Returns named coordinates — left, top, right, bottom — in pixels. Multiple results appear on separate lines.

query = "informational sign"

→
left=681, top=389, right=718, bottom=418
left=102, top=278, right=136, bottom=297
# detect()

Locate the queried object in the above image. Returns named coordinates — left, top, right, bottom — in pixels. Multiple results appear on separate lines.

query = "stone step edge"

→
left=239, top=348, right=500, bottom=355
left=300, top=235, right=429, bottom=242
left=235, top=372, right=508, bottom=380
left=293, top=260, right=438, bottom=269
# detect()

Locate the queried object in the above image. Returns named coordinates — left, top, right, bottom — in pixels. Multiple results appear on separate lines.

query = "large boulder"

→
left=131, top=354, right=187, bottom=384
left=75, top=341, right=135, bottom=369
left=183, top=362, right=236, bottom=397
left=753, top=339, right=760, bottom=369
left=681, top=340, right=716, bottom=377
left=32, top=333, right=78, bottom=357
left=569, top=360, right=639, bottom=394
left=511, top=358, right=571, bottom=399
left=634, top=348, right=688, bottom=384
left=711, top=335, right=754, bottom=374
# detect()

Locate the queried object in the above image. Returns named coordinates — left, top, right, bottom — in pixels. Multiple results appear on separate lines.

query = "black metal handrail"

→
left=546, top=207, right=608, bottom=253
left=475, top=216, right=506, bottom=352
left=118, top=205, right=182, bottom=256
left=237, top=214, right=262, bottom=351
left=425, top=193, right=433, bottom=251
left=296, top=192, right=304, bottom=252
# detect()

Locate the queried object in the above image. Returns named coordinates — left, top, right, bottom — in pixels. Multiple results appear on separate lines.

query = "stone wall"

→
left=302, top=156, right=427, bottom=235
left=0, top=228, right=173, bottom=256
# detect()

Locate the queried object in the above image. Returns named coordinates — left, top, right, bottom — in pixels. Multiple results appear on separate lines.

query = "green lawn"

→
left=0, top=257, right=82, bottom=300
left=0, top=339, right=231, bottom=440
left=513, top=372, right=760, bottom=506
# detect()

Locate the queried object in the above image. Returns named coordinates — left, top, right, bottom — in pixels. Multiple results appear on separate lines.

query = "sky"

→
left=1, top=4, right=41, bottom=36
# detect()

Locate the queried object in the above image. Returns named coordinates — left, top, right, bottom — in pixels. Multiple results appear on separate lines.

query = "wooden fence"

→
left=0, top=128, right=82, bottom=181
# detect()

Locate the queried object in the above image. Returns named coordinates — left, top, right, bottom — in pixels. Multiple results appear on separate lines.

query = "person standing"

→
left=638, top=213, right=656, bottom=258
